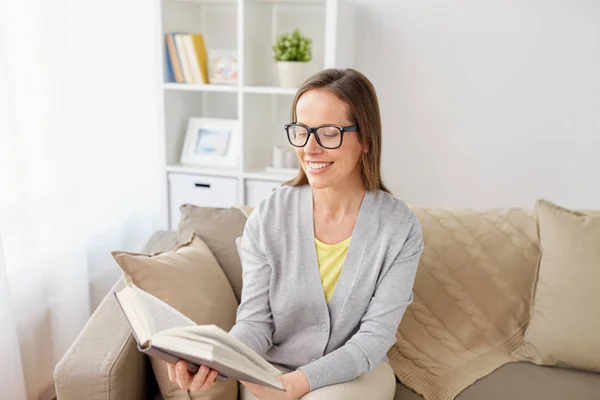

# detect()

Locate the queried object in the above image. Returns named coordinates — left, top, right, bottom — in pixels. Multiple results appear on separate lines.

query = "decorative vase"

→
left=276, top=61, right=307, bottom=88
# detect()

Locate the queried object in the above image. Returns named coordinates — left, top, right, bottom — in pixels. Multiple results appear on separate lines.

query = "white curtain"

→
left=0, top=0, right=162, bottom=398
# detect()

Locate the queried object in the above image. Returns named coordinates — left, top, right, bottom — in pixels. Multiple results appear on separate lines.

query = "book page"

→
left=131, top=285, right=195, bottom=337
left=158, top=329, right=258, bottom=370
left=114, top=288, right=152, bottom=345
left=151, top=334, right=284, bottom=390
left=157, top=324, right=281, bottom=375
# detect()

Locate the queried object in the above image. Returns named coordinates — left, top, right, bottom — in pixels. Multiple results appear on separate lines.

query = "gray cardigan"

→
left=228, top=184, right=423, bottom=391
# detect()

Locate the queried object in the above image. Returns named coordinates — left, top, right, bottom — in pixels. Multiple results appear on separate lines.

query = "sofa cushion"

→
left=111, top=233, right=239, bottom=400
left=388, top=206, right=540, bottom=399
left=178, top=204, right=248, bottom=303
left=394, top=362, right=600, bottom=400
left=512, top=200, right=600, bottom=372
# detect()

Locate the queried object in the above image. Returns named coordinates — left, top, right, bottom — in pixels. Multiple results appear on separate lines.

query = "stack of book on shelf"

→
left=165, top=33, right=209, bottom=84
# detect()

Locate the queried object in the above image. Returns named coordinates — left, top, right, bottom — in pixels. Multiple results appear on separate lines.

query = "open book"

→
left=113, top=285, right=284, bottom=391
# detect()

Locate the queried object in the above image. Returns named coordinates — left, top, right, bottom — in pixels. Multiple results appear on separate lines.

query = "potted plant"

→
left=272, top=28, right=312, bottom=88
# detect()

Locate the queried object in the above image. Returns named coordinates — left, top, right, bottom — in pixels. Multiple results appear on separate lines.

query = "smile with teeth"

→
left=307, top=161, right=333, bottom=170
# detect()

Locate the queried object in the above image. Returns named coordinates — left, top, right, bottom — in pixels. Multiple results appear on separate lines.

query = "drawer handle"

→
left=194, top=183, right=211, bottom=188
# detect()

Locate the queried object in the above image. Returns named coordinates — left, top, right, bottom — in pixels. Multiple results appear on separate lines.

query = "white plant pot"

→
left=276, top=61, right=307, bottom=88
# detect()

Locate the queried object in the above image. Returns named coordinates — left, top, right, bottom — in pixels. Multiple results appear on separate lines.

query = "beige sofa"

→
left=54, top=206, right=600, bottom=400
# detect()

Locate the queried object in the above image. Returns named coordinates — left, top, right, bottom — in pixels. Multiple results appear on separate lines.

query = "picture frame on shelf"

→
left=180, top=117, right=239, bottom=168
left=208, top=49, right=238, bottom=85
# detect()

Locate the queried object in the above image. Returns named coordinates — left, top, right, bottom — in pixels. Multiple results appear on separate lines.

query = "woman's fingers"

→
left=175, top=360, right=192, bottom=390
left=190, top=365, right=211, bottom=392
left=203, top=369, right=219, bottom=390
left=167, top=363, right=177, bottom=383
left=167, top=360, right=219, bottom=392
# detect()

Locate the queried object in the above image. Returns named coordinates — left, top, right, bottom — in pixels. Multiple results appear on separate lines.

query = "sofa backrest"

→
left=175, top=204, right=541, bottom=322
left=412, top=205, right=540, bottom=325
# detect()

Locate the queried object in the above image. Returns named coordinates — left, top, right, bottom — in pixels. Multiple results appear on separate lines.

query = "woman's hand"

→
left=240, top=370, right=310, bottom=400
left=167, top=360, right=219, bottom=392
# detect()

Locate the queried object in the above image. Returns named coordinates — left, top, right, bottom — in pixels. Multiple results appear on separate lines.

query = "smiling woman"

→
left=169, top=68, right=423, bottom=400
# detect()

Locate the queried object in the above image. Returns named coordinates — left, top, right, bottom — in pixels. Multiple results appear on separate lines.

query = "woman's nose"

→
left=304, top=133, right=322, bottom=154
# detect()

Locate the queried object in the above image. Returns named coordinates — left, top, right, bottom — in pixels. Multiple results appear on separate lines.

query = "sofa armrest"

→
left=54, top=278, right=150, bottom=400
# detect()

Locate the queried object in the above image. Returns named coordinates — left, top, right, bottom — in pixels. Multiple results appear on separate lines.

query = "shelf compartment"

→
left=243, top=92, right=294, bottom=173
left=162, top=0, right=238, bottom=84
left=163, top=90, right=238, bottom=167
left=243, top=0, right=326, bottom=87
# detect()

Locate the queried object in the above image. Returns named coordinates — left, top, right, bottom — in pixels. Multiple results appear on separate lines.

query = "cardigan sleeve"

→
left=297, top=215, right=424, bottom=391
left=228, top=207, right=275, bottom=357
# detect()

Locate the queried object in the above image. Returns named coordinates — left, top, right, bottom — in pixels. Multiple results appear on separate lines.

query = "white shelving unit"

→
left=156, top=0, right=355, bottom=229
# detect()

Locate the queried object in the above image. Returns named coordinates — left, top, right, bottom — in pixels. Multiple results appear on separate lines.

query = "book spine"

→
left=183, top=34, right=203, bottom=84
left=191, top=33, right=210, bottom=84
left=174, top=33, right=192, bottom=83
left=165, top=33, right=184, bottom=83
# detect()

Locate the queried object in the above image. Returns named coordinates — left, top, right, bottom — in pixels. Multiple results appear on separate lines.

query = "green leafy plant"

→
left=272, top=28, right=312, bottom=62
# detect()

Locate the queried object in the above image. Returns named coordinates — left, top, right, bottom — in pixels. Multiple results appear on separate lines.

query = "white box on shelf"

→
left=168, top=172, right=238, bottom=229
left=245, top=179, right=284, bottom=207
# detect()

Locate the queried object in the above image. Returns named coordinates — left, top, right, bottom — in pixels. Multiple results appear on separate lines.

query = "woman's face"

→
left=294, top=89, right=365, bottom=190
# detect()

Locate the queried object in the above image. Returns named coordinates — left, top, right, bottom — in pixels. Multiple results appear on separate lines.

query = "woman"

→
left=167, top=68, right=424, bottom=399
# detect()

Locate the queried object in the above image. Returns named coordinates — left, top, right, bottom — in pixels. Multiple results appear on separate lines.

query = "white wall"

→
left=352, top=0, right=600, bottom=209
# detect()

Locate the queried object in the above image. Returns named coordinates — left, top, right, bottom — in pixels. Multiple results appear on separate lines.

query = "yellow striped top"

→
left=314, top=236, right=351, bottom=304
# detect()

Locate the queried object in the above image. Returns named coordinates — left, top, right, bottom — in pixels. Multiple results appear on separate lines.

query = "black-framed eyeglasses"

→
left=285, top=123, right=359, bottom=149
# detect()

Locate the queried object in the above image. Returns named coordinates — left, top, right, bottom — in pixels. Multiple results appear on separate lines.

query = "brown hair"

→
left=284, top=68, right=390, bottom=194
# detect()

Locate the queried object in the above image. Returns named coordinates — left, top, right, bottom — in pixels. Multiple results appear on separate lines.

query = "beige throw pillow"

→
left=513, top=199, right=600, bottom=372
left=178, top=205, right=249, bottom=303
left=112, top=233, right=239, bottom=400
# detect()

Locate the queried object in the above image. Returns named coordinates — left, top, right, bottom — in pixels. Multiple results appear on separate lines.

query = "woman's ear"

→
left=362, top=141, right=369, bottom=154
left=356, top=128, right=368, bottom=153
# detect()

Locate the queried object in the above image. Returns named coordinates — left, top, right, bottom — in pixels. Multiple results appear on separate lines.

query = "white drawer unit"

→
left=244, top=179, right=283, bottom=207
left=168, top=173, right=238, bottom=229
